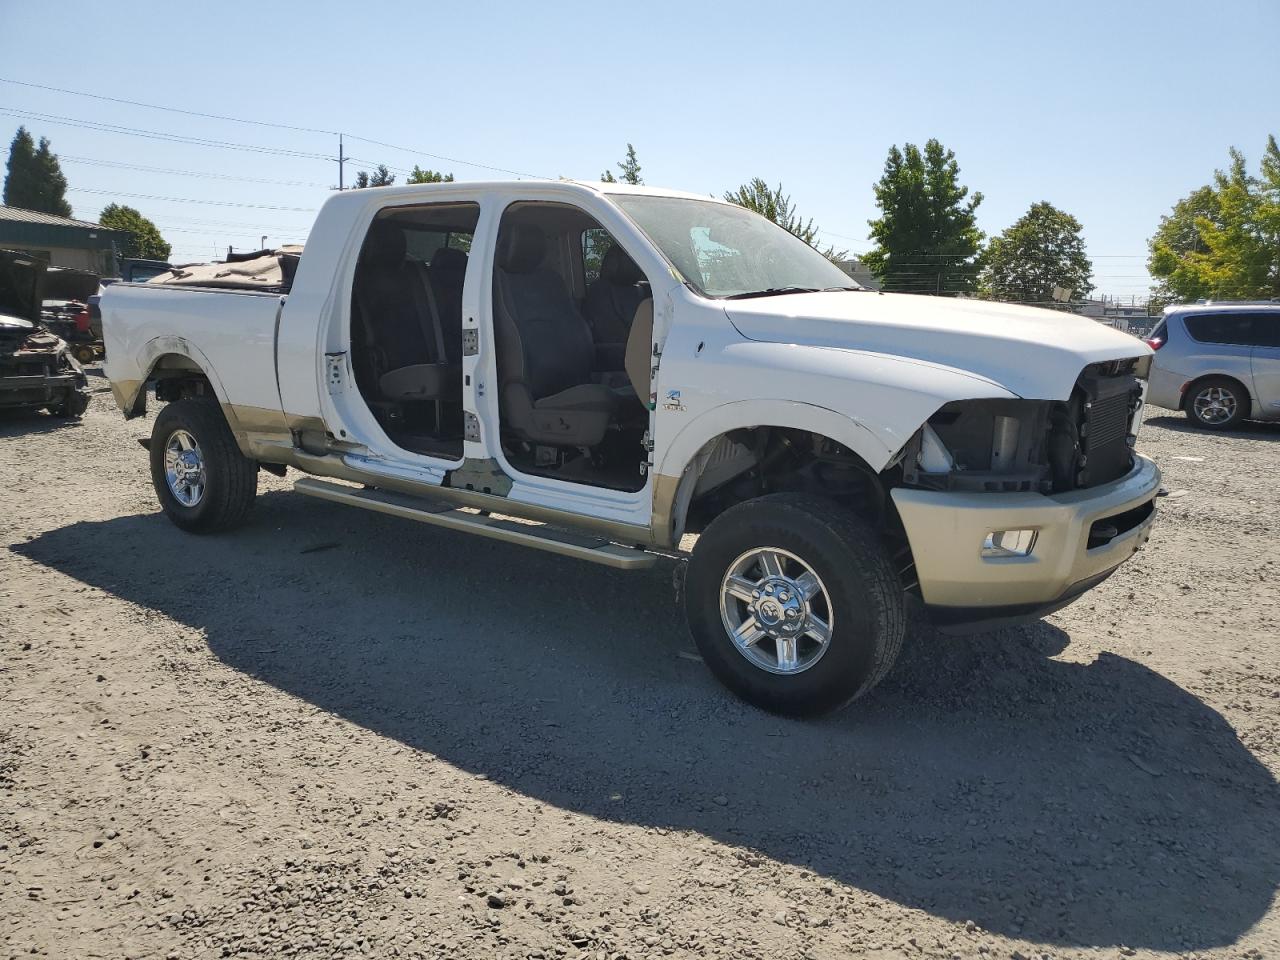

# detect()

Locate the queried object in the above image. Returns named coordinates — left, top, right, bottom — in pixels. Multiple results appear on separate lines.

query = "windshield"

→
left=611, top=195, right=858, bottom=299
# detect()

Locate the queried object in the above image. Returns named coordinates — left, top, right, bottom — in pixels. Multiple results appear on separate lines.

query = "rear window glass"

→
left=1184, top=313, right=1280, bottom=347
left=581, top=227, right=614, bottom=285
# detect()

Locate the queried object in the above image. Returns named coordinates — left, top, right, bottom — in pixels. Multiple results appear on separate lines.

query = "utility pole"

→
left=338, top=133, right=345, bottom=191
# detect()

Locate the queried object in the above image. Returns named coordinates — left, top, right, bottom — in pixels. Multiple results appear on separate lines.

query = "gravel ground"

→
left=2, top=370, right=1278, bottom=960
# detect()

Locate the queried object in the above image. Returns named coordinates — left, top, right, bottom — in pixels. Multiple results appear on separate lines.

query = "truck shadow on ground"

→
left=16, top=490, right=1279, bottom=952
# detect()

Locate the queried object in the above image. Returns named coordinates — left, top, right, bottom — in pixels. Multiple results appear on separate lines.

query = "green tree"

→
left=864, top=139, right=984, bottom=295
left=98, top=204, right=172, bottom=260
left=723, top=178, right=844, bottom=260
left=351, top=164, right=396, bottom=189
left=980, top=202, right=1093, bottom=304
left=407, top=166, right=454, bottom=183
left=1149, top=136, right=1280, bottom=302
left=601, top=143, right=640, bottom=185
left=3, top=126, right=72, bottom=216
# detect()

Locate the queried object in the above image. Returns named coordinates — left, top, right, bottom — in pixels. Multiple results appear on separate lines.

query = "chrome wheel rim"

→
left=719, top=547, right=834, bottom=676
left=164, top=429, right=206, bottom=507
left=1193, top=386, right=1237, bottom=425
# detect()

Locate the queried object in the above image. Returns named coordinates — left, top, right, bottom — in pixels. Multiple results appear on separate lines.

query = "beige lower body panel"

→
left=228, top=403, right=678, bottom=550
left=892, top=455, right=1161, bottom=608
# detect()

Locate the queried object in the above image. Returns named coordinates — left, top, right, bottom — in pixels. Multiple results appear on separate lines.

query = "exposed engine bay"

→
left=899, top=359, right=1147, bottom=494
left=0, top=249, right=90, bottom=417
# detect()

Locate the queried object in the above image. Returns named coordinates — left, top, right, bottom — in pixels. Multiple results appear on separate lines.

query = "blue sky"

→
left=2, top=0, right=1276, bottom=297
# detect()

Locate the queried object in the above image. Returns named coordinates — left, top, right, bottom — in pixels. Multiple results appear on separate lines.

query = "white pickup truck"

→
left=103, top=180, right=1160, bottom=715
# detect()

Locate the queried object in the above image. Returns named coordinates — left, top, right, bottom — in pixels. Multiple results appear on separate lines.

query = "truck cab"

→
left=103, top=180, right=1161, bottom=715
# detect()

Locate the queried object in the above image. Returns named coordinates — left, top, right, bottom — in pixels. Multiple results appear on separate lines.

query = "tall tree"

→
left=3, top=126, right=73, bottom=216
left=351, top=164, right=396, bottom=189
left=864, top=139, right=983, bottom=295
left=407, top=166, right=454, bottom=183
left=980, top=202, right=1093, bottom=304
left=723, top=178, right=844, bottom=260
left=98, top=204, right=172, bottom=260
left=1149, top=136, right=1280, bottom=302
left=601, top=143, right=641, bottom=185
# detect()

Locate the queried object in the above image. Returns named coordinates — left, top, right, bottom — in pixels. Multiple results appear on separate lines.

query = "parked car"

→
left=101, top=181, right=1160, bottom=715
left=1146, top=303, right=1280, bottom=429
left=0, top=249, right=89, bottom=417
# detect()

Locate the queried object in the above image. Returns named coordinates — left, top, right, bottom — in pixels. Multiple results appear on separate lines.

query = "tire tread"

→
left=685, top=492, right=906, bottom=715
left=151, top=399, right=257, bottom=533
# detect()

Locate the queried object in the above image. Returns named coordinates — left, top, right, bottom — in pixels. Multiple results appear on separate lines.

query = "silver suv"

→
left=1146, top=304, right=1280, bottom=429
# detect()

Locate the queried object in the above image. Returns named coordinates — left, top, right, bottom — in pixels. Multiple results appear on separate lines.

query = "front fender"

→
left=655, top=340, right=1018, bottom=479
left=656, top=398, right=893, bottom=481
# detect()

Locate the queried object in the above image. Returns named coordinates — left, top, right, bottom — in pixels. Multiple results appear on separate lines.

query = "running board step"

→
left=293, top=477, right=656, bottom=570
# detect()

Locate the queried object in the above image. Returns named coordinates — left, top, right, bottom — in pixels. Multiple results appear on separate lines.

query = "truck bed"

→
left=101, top=281, right=285, bottom=422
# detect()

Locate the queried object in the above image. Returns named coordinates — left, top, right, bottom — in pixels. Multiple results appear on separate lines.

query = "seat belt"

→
left=408, top=262, right=447, bottom=365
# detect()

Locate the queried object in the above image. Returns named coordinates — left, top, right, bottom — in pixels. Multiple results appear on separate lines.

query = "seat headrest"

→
left=361, top=221, right=406, bottom=269
left=601, top=244, right=644, bottom=285
left=497, top=223, right=546, bottom=274
left=431, top=246, right=467, bottom=274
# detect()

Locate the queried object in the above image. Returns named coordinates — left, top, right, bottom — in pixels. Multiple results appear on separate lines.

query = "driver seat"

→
left=492, top=223, right=616, bottom=446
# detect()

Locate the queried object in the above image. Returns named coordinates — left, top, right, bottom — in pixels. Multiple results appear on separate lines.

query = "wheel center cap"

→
left=176, top=451, right=201, bottom=480
left=752, top=578, right=805, bottom=634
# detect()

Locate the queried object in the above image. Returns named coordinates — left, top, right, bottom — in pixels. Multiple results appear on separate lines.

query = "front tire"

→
left=684, top=493, right=905, bottom=717
left=149, top=399, right=257, bottom=533
left=1185, top=376, right=1247, bottom=430
left=47, top=390, right=89, bottom=418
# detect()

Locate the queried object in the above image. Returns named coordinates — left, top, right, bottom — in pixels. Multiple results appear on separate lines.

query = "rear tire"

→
left=150, top=399, right=257, bottom=533
left=684, top=493, right=905, bottom=717
left=1184, top=376, right=1247, bottom=430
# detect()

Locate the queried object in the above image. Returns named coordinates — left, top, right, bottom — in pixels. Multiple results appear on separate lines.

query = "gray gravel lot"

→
left=2, top=370, right=1278, bottom=960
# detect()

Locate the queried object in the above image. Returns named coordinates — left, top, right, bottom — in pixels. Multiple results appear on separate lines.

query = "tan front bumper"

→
left=891, top=454, right=1160, bottom=608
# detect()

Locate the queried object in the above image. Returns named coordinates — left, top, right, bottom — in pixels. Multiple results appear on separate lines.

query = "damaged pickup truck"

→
left=102, top=181, right=1160, bottom=715
left=1, top=249, right=89, bottom=417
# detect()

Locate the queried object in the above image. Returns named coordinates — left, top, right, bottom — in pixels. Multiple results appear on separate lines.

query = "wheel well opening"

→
left=678, top=426, right=918, bottom=593
left=680, top=428, right=884, bottom=530
left=149, top=354, right=215, bottom=405
left=1182, top=373, right=1250, bottom=408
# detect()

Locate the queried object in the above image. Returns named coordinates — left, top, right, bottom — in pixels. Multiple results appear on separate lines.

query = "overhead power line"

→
left=153, top=214, right=313, bottom=231
left=0, top=107, right=333, bottom=160
left=68, top=187, right=316, bottom=212
left=0, top=76, right=340, bottom=136
left=344, top=137, right=543, bottom=179
left=1, top=76, right=547, bottom=179
left=60, top=155, right=331, bottom=189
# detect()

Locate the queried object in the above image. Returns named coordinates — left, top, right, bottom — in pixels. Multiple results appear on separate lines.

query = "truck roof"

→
left=324, top=179, right=726, bottom=205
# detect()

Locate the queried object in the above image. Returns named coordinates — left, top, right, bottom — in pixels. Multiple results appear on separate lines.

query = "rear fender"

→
left=113, top=336, right=234, bottom=427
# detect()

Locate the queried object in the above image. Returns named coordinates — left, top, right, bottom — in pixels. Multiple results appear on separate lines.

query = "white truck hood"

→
left=724, top=291, right=1149, bottom=400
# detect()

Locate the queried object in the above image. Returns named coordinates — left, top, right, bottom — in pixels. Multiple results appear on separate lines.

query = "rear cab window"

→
left=581, top=227, right=614, bottom=285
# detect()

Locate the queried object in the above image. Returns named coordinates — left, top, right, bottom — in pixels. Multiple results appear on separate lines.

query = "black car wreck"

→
left=0, top=249, right=89, bottom=417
